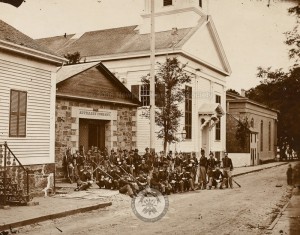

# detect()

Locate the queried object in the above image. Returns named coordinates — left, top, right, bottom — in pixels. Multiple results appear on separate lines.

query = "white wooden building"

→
left=0, top=20, right=66, bottom=165
left=37, top=0, right=231, bottom=158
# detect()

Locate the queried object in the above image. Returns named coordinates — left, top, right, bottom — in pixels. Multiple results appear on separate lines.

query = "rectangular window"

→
left=185, top=86, right=192, bottom=139
left=131, top=84, right=165, bottom=107
left=215, top=95, right=221, bottom=141
left=9, top=90, right=27, bottom=137
left=215, top=95, right=221, bottom=104
left=163, top=0, right=172, bottom=6
left=140, top=84, right=150, bottom=106
left=268, top=122, right=271, bottom=151
left=260, top=121, right=263, bottom=151
left=199, top=0, right=202, bottom=7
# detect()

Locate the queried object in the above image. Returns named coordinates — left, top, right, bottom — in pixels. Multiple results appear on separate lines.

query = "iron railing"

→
left=0, top=141, right=30, bottom=206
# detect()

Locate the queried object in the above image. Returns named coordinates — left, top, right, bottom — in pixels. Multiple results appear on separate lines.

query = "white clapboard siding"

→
left=0, top=58, right=53, bottom=165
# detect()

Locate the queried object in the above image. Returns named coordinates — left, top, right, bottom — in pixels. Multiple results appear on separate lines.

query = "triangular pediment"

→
left=56, top=62, right=140, bottom=106
left=182, top=17, right=231, bottom=75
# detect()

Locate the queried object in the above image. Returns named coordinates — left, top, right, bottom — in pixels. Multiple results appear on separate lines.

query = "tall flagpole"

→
left=150, top=0, right=156, bottom=152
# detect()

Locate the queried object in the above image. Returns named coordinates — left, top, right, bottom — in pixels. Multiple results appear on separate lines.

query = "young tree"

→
left=141, top=57, right=191, bottom=152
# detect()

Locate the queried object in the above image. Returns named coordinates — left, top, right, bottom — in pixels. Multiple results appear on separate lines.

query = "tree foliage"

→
left=227, top=89, right=240, bottom=95
left=236, top=116, right=250, bottom=148
left=246, top=2, right=300, bottom=150
left=141, top=57, right=191, bottom=152
left=285, top=3, right=300, bottom=63
left=64, top=51, right=81, bottom=64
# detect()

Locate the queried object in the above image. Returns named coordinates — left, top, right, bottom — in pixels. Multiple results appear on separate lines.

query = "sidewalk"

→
left=233, top=161, right=288, bottom=177
left=0, top=161, right=289, bottom=232
left=0, top=189, right=112, bottom=231
left=268, top=161, right=300, bottom=235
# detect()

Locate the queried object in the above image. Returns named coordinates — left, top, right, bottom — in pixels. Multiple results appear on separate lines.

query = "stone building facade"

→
left=55, top=62, right=139, bottom=166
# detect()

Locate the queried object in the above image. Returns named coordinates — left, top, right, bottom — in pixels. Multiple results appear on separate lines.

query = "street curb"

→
left=266, top=195, right=291, bottom=230
left=233, top=162, right=288, bottom=177
left=0, top=202, right=112, bottom=232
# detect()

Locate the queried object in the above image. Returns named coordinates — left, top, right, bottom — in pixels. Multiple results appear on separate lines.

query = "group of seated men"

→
left=62, top=146, right=234, bottom=197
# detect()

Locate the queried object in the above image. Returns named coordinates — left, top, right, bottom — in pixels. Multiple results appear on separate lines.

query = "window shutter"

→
left=9, top=90, right=19, bottom=137
left=155, top=83, right=165, bottom=107
left=131, top=85, right=140, bottom=100
left=18, top=91, right=27, bottom=137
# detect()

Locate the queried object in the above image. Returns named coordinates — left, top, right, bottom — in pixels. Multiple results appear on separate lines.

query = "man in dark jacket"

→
left=222, top=152, right=233, bottom=188
left=199, top=149, right=207, bottom=189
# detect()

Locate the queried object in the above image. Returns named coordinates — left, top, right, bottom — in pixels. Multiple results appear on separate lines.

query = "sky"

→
left=0, top=0, right=297, bottom=92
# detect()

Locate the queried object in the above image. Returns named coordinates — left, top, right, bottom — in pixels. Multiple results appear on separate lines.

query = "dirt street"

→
left=19, top=164, right=294, bottom=235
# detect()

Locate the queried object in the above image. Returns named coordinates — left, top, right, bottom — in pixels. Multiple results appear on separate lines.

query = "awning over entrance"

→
left=198, top=103, right=225, bottom=117
left=249, top=127, right=259, bottom=133
left=199, top=103, right=225, bottom=130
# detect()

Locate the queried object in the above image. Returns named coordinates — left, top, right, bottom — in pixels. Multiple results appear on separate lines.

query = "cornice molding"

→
left=0, top=40, right=67, bottom=65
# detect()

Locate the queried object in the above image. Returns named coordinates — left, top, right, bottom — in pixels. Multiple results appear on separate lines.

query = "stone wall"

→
left=4, top=163, right=55, bottom=198
left=55, top=98, right=137, bottom=166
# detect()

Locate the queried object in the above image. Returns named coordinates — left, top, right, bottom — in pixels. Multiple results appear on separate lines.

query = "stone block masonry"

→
left=55, top=98, right=137, bottom=166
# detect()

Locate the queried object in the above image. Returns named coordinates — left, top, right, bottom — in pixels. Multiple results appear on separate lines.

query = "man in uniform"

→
left=222, top=152, right=234, bottom=188
left=199, top=149, right=208, bottom=190
left=207, top=152, right=217, bottom=189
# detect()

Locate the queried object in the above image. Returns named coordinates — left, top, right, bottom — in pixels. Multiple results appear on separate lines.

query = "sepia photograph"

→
left=0, top=0, right=299, bottom=234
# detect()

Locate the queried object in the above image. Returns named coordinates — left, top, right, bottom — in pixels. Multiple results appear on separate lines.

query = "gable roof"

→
left=0, top=20, right=56, bottom=55
left=0, top=20, right=66, bottom=64
left=37, top=25, right=193, bottom=58
left=36, top=17, right=231, bottom=75
left=56, top=61, right=100, bottom=83
left=56, top=62, right=140, bottom=106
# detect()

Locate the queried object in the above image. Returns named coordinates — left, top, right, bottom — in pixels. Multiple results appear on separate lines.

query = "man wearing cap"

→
left=222, top=152, right=234, bottom=188
left=199, top=149, right=208, bottom=190
left=207, top=152, right=217, bottom=189
left=143, top=147, right=151, bottom=160
left=208, top=166, right=224, bottom=189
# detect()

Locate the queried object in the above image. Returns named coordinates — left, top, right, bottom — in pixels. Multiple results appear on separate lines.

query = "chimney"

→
left=241, top=89, right=246, bottom=97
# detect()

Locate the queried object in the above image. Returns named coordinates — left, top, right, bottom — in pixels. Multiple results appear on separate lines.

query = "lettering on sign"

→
left=79, top=110, right=111, bottom=117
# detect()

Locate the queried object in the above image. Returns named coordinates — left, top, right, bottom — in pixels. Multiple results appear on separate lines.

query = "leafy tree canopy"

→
left=141, top=57, right=191, bottom=152
left=246, top=2, right=300, bottom=150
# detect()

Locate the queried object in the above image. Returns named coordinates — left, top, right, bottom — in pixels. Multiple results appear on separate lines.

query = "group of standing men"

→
left=62, top=146, right=234, bottom=197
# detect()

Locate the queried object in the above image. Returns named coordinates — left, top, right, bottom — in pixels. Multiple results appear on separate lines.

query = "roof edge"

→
left=0, top=39, right=67, bottom=65
left=56, top=93, right=140, bottom=107
left=56, top=61, right=101, bottom=84
left=228, top=98, right=280, bottom=114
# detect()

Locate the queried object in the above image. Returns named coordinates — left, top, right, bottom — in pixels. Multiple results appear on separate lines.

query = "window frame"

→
left=260, top=120, right=264, bottom=151
left=185, top=86, right=192, bottom=140
left=9, top=89, right=27, bottom=137
left=199, top=0, right=203, bottom=7
left=268, top=121, right=271, bottom=151
left=215, top=94, right=221, bottom=141
left=140, top=84, right=150, bottom=107
left=163, top=0, right=173, bottom=6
